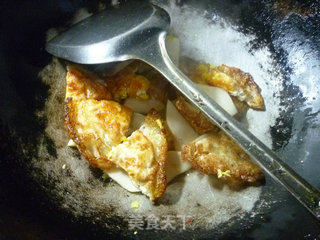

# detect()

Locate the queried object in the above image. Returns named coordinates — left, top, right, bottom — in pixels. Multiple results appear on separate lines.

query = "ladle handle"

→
left=140, top=31, right=320, bottom=220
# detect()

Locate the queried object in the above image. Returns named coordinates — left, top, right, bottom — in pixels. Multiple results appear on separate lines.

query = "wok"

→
left=0, top=0, right=320, bottom=239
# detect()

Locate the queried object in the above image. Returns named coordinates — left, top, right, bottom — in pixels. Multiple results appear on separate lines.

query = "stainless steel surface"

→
left=46, top=2, right=169, bottom=64
left=46, top=2, right=320, bottom=220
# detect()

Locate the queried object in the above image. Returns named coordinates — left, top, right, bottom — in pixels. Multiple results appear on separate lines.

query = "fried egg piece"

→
left=139, top=109, right=168, bottom=174
left=231, top=96, right=249, bottom=118
left=174, top=96, right=219, bottom=135
left=191, top=64, right=264, bottom=110
left=65, top=98, right=132, bottom=170
left=68, top=111, right=142, bottom=193
left=106, top=64, right=150, bottom=101
left=106, top=60, right=169, bottom=104
left=66, top=64, right=112, bottom=101
left=134, top=61, right=169, bottom=104
left=182, top=131, right=264, bottom=183
left=103, top=151, right=191, bottom=193
left=107, top=110, right=168, bottom=201
left=107, top=130, right=166, bottom=201
left=67, top=113, right=142, bottom=192
left=102, top=110, right=185, bottom=194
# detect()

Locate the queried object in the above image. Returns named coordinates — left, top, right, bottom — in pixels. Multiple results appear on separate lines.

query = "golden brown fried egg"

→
left=65, top=65, right=132, bottom=170
left=64, top=55, right=265, bottom=199
left=182, top=131, right=264, bottom=183
left=108, top=129, right=167, bottom=201
left=191, top=63, right=265, bottom=110
left=139, top=109, right=168, bottom=172
left=66, top=64, right=112, bottom=101
left=174, top=96, right=219, bottom=134
left=106, top=63, right=150, bottom=101
left=107, top=109, right=168, bottom=201
left=65, top=98, right=132, bottom=170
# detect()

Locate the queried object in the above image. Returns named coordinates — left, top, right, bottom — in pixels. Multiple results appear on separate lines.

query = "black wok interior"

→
left=0, top=0, right=320, bottom=239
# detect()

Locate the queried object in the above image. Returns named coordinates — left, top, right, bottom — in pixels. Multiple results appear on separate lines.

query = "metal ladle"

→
left=46, top=1, right=320, bottom=220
